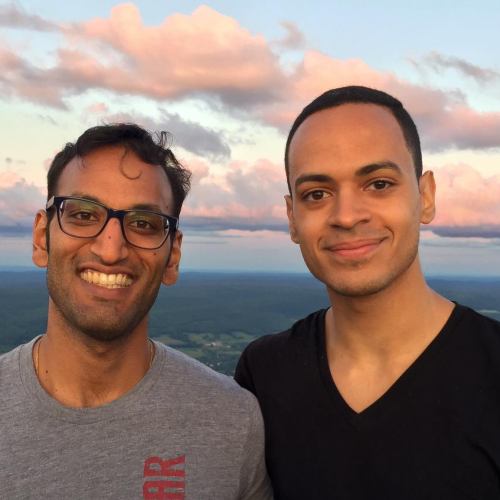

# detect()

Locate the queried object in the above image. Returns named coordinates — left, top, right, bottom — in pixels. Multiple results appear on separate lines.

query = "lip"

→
left=325, top=238, right=385, bottom=259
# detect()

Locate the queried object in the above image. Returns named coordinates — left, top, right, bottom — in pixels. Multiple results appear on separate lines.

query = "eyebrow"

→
left=294, top=161, right=403, bottom=190
left=67, top=192, right=165, bottom=212
left=355, top=161, right=402, bottom=177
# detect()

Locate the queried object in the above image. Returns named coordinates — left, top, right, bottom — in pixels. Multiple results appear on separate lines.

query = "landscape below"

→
left=1, top=271, right=499, bottom=375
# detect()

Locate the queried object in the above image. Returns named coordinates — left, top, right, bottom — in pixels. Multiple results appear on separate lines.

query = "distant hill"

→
left=1, top=270, right=499, bottom=374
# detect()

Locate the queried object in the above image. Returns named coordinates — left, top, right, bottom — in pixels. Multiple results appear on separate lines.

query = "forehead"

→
left=56, top=146, right=174, bottom=211
left=288, top=103, right=413, bottom=180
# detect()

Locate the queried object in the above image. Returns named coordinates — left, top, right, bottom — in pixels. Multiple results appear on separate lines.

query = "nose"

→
left=89, top=217, right=129, bottom=263
left=327, top=188, right=371, bottom=229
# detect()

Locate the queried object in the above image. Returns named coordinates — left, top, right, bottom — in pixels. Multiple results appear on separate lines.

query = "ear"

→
left=285, top=194, right=299, bottom=244
left=419, top=170, right=436, bottom=225
left=32, top=210, right=49, bottom=268
left=162, top=230, right=182, bottom=286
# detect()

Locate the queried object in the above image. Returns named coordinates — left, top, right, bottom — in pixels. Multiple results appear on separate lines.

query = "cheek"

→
left=391, top=205, right=422, bottom=240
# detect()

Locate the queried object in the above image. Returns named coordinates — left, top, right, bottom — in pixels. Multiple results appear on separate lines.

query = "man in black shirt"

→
left=235, top=86, right=500, bottom=499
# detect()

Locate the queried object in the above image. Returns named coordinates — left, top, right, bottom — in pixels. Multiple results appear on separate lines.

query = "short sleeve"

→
left=237, top=393, right=273, bottom=499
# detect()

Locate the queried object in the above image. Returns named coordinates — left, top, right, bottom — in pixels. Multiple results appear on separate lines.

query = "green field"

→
left=1, top=271, right=499, bottom=375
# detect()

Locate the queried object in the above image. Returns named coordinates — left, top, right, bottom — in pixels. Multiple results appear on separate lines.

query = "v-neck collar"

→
left=315, top=303, right=466, bottom=427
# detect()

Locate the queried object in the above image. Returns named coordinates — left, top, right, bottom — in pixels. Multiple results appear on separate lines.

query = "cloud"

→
left=1, top=160, right=498, bottom=240
left=432, top=164, right=500, bottom=226
left=1, top=4, right=500, bottom=154
left=182, top=216, right=288, bottom=233
left=418, top=106, right=500, bottom=150
left=159, top=111, right=231, bottom=160
left=85, top=102, right=109, bottom=114
left=4, top=156, right=25, bottom=166
left=0, top=44, right=68, bottom=108
left=417, top=51, right=500, bottom=84
left=182, top=158, right=288, bottom=231
left=0, top=172, right=45, bottom=235
left=261, top=50, right=500, bottom=151
left=99, top=109, right=231, bottom=161
left=23, top=4, right=282, bottom=108
left=274, top=21, right=306, bottom=50
left=0, top=4, right=285, bottom=108
left=430, top=226, right=500, bottom=238
left=0, top=3, right=60, bottom=31
left=428, top=163, right=500, bottom=237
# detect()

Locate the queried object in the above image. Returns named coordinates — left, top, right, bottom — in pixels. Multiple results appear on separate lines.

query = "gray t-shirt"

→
left=0, top=338, right=272, bottom=499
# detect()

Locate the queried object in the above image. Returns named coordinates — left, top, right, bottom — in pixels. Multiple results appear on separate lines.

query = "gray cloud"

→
left=0, top=45, right=69, bottom=108
left=275, top=21, right=306, bottom=50
left=100, top=110, right=231, bottom=161
left=420, top=51, right=500, bottom=84
left=158, top=111, right=231, bottom=160
left=430, top=226, right=500, bottom=239
left=182, top=216, right=288, bottom=233
left=4, top=157, right=26, bottom=166
left=0, top=224, right=32, bottom=236
left=0, top=3, right=60, bottom=31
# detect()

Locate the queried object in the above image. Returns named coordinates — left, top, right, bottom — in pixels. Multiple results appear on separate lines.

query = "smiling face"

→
left=33, top=146, right=182, bottom=342
left=286, top=103, right=435, bottom=298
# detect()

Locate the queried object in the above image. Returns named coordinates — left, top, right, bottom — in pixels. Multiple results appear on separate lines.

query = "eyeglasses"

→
left=46, top=196, right=179, bottom=250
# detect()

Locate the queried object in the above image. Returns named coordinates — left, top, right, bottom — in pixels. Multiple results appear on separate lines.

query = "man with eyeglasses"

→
left=0, top=124, right=271, bottom=499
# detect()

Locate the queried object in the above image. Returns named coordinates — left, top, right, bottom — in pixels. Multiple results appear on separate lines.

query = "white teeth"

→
left=80, top=270, right=132, bottom=289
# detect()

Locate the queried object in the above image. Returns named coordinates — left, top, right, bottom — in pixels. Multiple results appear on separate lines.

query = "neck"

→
left=35, top=304, right=154, bottom=408
left=325, top=259, right=453, bottom=362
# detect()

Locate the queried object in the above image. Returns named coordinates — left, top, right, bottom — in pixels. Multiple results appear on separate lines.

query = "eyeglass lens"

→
left=58, top=198, right=169, bottom=249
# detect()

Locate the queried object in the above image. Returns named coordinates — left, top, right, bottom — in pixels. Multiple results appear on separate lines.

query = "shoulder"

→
left=241, top=308, right=326, bottom=360
left=235, top=309, right=326, bottom=393
left=454, top=302, right=500, bottom=330
left=0, top=344, right=20, bottom=365
left=454, top=303, right=500, bottom=346
left=0, top=343, right=25, bottom=380
left=0, top=340, right=37, bottom=413
left=155, top=341, right=260, bottom=411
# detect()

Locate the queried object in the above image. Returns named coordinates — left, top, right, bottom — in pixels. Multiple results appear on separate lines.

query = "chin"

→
left=57, top=303, right=147, bottom=343
left=328, top=279, right=391, bottom=298
left=77, top=322, right=136, bottom=343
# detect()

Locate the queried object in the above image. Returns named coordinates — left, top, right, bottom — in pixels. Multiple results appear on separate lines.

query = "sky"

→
left=0, top=0, right=499, bottom=275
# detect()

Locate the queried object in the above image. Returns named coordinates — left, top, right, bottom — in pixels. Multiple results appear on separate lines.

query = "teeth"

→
left=80, top=270, right=132, bottom=289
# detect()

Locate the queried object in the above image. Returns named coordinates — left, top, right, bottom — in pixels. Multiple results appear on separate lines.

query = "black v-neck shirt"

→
left=235, top=304, right=500, bottom=499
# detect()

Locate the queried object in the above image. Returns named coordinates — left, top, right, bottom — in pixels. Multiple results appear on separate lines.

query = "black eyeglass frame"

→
left=46, top=196, right=179, bottom=250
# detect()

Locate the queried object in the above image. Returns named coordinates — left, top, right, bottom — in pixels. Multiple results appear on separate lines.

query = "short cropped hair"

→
left=47, top=123, right=191, bottom=217
left=284, top=86, right=422, bottom=192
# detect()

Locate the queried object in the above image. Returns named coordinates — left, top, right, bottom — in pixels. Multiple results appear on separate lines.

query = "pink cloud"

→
left=0, top=4, right=499, bottom=164
left=0, top=172, right=45, bottom=232
left=432, top=164, right=500, bottom=227
left=419, top=106, right=500, bottom=150
left=262, top=50, right=500, bottom=151
left=64, top=4, right=285, bottom=104
left=85, top=102, right=108, bottom=114
left=182, top=158, right=288, bottom=231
